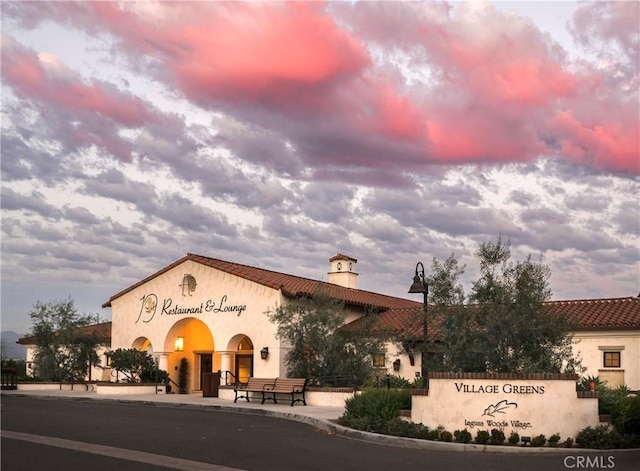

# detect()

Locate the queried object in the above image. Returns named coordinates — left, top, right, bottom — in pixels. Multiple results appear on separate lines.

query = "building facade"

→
left=101, top=253, right=418, bottom=392
left=20, top=253, right=640, bottom=392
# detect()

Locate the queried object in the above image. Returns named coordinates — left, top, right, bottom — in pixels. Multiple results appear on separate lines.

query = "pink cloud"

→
left=5, top=1, right=638, bottom=175
left=2, top=37, right=155, bottom=128
left=551, top=110, right=640, bottom=174
left=73, top=2, right=371, bottom=109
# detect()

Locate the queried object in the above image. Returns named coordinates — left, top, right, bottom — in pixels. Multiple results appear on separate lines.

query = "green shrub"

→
left=508, top=431, right=520, bottom=445
left=490, top=428, right=505, bottom=445
left=575, top=425, right=622, bottom=449
left=383, top=418, right=430, bottom=438
left=563, top=437, right=574, bottom=448
left=426, top=429, right=440, bottom=440
left=611, top=392, right=640, bottom=436
left=531, top=434, right=546, bottom=447
left=576, top=375, right=606, bottom=392
left=363, top=374, right=413, bottom=389
left=342, top=388, right=411, bottom=422
left=475, top=430, right=490, bottom=444
left=454, top=429, right=472, bottom=443
left=178, top=358, right=189, bottom=393
left=548, top=433, right=561, bottom=447
left=440, top=430, right=453, bottom=442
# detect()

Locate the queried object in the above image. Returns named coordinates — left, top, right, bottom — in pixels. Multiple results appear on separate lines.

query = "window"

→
left=603, top=351, right=621, bottom=368
left=372, top=354, right=385, bottom=368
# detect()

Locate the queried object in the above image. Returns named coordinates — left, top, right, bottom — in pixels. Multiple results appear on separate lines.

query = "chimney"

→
left=328, top=254, right=358, bottom=289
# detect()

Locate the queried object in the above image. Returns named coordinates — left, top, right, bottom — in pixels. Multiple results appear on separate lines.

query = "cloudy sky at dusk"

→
left=2, top=1, right=639, bottom=334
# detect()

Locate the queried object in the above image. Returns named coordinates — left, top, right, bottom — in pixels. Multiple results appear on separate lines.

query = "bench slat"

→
left=263, top=378, right=307, bottom=406
left=233, top=377, right=307, bottom=406
left=233, top=378, right=276, bottom=403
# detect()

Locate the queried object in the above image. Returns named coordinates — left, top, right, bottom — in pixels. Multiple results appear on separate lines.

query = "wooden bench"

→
left=263, top=378, right=307, bottom=406
left=233, top=378, right=276, bottom=403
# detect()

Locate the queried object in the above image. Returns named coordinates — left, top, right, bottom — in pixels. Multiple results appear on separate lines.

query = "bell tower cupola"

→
left=328, top=254, right=358, bottom=289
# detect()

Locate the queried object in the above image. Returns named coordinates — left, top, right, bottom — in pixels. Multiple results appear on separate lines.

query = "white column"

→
left=156, top=352, right=170, bottom=372
left=220, top=352, right=232, bottom=385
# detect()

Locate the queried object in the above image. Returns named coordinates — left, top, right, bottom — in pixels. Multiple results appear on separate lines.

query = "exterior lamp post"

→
left=408, top=262, right=429, bottom=389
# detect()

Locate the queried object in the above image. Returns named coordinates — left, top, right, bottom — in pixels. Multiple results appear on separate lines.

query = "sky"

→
left=1, top=1, right=639, bottom=335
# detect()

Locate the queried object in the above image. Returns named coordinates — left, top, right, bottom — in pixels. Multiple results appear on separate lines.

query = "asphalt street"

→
left=2, top=395, right=639, bottom=471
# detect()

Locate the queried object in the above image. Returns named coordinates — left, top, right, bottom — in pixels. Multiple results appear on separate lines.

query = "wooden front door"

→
left=199, top=354, right=213, bottom=390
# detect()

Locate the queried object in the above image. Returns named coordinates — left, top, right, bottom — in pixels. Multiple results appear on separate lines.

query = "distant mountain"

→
left=1, top=331, right=26, bottom=360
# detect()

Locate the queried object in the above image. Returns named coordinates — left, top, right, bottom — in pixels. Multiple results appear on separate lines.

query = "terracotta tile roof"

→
left=103, top=253, right=420, bottom=311
left=329, top=253, right=357, bottom=262
left=549, top=297, right=640, bottom=330
left=17, top=322, right=112, bottom=345
left=345, top=297, right=640, bottom=340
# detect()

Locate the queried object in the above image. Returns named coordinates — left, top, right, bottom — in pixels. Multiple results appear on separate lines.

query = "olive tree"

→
left=267, top=291, right=386, bottom=386
left=427, top=237, right=581, bottom=373
left=108, top=348, right=157, bottom=383
left=29, top=298, right=104, bottom=381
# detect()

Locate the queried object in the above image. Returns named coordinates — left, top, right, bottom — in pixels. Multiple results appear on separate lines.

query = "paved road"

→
left=2, top=396, right=638, bottom=471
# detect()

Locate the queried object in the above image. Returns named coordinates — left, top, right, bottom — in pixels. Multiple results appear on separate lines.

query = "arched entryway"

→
left=165, top=318, right=214, bottom=393
left=227, top=334, right=255, bottom=383
left=131, top=337, right=153, bottom=353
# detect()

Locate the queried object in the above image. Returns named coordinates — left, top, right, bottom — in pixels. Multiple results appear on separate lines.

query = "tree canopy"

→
left=29, top=298, right=106, bottom=381
left=108, top=348, right=158, bottom=383
left=426, top=236, right=581, bottom=374
left=267, top=291, right=386, bottom=386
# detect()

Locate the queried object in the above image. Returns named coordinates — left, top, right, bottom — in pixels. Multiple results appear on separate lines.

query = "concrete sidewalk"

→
left=1, top=389, right=625, bottom=454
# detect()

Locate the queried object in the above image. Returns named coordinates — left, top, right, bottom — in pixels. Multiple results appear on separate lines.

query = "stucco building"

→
left=20, top=253, right=640, bottom=392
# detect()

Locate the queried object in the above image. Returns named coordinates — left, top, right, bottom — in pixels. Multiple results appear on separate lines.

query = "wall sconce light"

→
left=105, top=353, right=112, bottom=367
left=175, top=336, right=184, bottom=352
left=260, top=347, right=269, bottom=360
left=393, top=359, right=401, bottom=371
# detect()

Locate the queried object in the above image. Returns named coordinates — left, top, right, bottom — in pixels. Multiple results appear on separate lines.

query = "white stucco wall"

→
left=572, top=330, right=640, bottom=390
left=23, top=343, right=110, bottom=381
left=109, top=260, right=286, bottom=391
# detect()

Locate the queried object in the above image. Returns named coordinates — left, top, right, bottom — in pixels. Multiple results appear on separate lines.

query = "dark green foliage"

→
left=178, top=357, right=189, bottom=393
left=109, top=348, right=156, bottom=383
left=425, top=237, right=580, bottom=373
left=268, top=292, right=386, bottom=386
left=563, top=437, right=574, bottom=448
left=29, top=298, right=105, bottom=382
left=342, top=388, right=411, bottom=422
left=609, top=388, right=640, bottom=435
left=548, top=433, right=561, bottom=447
left=338, top=388, right=431, bottom=438
left=490, top=428, right=505, bottom=445
left=611, top=393, right=640, bottom=447
left=576, top=425, right=623, bottom=449
left=531, top=434, right=547, bottom=447
left=475, top=430, right=490, bottom=444
left=363, top=374, right=412, bottom=389
left=382, top=418, right=431, bottom=439
left=454, top=429, right=472, bottom=443
left=440, top=430, right=453, bottom=442
left=508, top=431, right=520, bottom=445
left=576, top=375, right=607, bottom=392
left=1, top=359, right=26, bottom=380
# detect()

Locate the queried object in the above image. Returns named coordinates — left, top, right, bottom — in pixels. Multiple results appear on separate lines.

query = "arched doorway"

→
left=131, top=337, right=153, bottom=353
left=165, top=318, right=214, bottom=393
left=228, top=334, right=254, bottom=383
